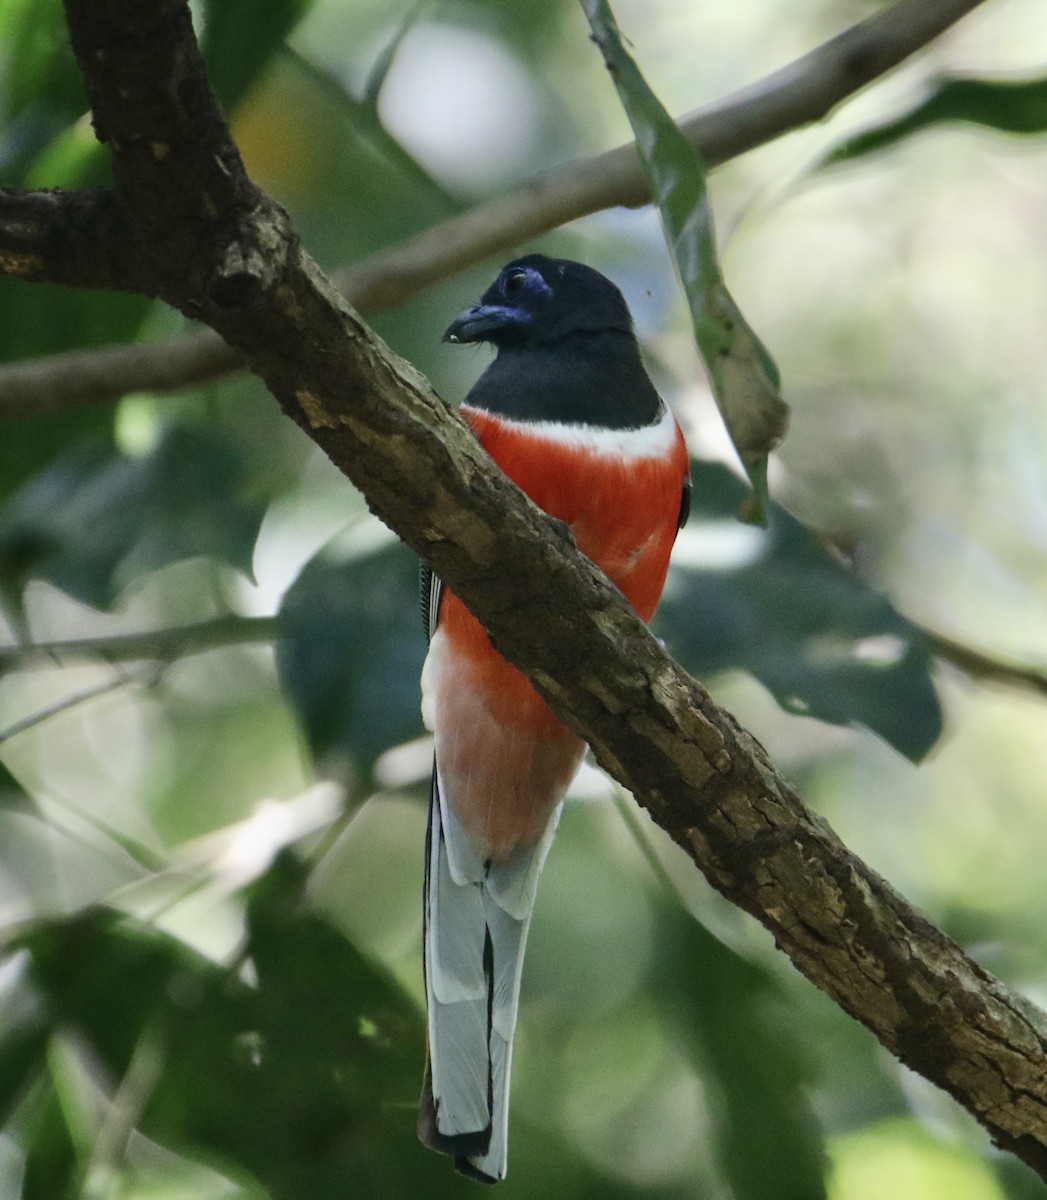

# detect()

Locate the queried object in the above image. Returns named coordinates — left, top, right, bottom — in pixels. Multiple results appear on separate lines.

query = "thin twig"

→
left=0, top=614, right=279, bottom=673
left=0, top=0, right=988, bottom=416
left=923, top=627, right=1047, bottom=699
left=0, top=663, right=161, bottom=745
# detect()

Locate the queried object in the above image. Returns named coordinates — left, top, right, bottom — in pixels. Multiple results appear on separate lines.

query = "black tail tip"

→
left=455, top=1155, right=500, bottom=1185
left=418, top=1081, right=493, bottom=1164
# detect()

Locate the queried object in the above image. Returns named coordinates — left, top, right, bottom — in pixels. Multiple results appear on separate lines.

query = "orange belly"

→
left=425, top=405, right=688, bottom=860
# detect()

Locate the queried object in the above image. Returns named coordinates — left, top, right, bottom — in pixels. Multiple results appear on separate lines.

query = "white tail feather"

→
left=422, top=769, right=562, bottom=1181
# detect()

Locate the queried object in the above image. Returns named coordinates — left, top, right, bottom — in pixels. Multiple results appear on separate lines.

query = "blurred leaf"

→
left=582, top=0, right=788, bottom=522
left=823, top=73, right=1047, bottom=167
left=362, top=4, right=423, bottom=108
left=0, top=1015, right=49, bottom=1129
left=0, top=423, right=269, bottom=612
left=656, top=461, right=942, bottom=760
left=1, top=857, right=698, bottom=1198
left=277, top=540, right=427, bottom=782
left=656, top=901, right=827, bottom=1200
left=0, top=0, right=87, bottom=180
left=20, top=1082, right=79, bottom=1200
left=232, top=853, right=426, bottom=1196
left=2, top=858, right=436, bottom=1200
left=0, top=0, right=83, bottom=124
left=0, top=126, right=146, bottom=509
left=0, top=0, right=149, bottom=510
left=510, top=1114, right=684, bottom=1199
left=0, top=762, right=34, bottom=813
left=993, top=1154, right=1047, bottom=1200
left=285, top=44, right=460, bottom=209
left=202, top=0, right=317, bottom=112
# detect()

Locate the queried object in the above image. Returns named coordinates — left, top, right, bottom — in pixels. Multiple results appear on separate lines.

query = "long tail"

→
left=419, top=768, right=560, bottom=1183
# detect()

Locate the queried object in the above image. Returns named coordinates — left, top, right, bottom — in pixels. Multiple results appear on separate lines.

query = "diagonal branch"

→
left=13, top=0, right=1047, bottom=1182
left=0, top=0, right=988, bottom=415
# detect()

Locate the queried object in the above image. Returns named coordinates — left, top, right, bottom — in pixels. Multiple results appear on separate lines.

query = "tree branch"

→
left=0, top=0, right=988, bottom=416
left=14, top=0, right=1047, bottom=1180
left=923, top=627, right=1047, bottom=699
left=5, top=602, right=1046, bottom=717
left=0, top=615, right=277, bottom=673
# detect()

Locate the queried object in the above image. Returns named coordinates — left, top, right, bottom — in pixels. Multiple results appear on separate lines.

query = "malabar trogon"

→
left=419, top=255, right=690, bottom=1182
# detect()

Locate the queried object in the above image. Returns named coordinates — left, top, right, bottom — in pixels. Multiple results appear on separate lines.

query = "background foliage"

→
left=1, top=0, right=1047, bottom=1197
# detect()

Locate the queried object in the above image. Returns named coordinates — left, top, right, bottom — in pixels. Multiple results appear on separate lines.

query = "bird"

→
left=418, top=254, right=690, bottom=1182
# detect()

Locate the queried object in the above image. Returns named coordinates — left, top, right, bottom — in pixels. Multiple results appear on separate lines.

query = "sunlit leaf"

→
left=823, top=72, right=1047, bottom=166
left=581, top=0, right=788, bottom=522
left=656, top=461, right=942, bottom=760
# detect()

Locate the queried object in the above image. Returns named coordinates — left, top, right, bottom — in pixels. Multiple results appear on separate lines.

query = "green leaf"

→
left=202, top=0, right=317, bottom=112
left=276, top=540, right=427, bottom=781
left=0, top=1006, right=49, bottom=1129
left=362, top=5, right=424, bottom=109
left=656, top=461, right=942, bottom=761
left=581, top=0, right=788, bottom=522
left=4, top=862, right=436, bottom=1200
left=284, top=45, right=460, bottom=209
left=0, top=424, right=269, bottom=611
left=656, top=901, right=827, bottom=1200
left=20, top=1082, right=79, bottom=1200
left=823, top=72, right=1047, bottom=167
left=0, top=762, right=33, bottom=813
left=0, top=0, right=87, bottom=180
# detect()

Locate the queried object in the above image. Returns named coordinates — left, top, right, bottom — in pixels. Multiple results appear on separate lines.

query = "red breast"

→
left=424, top=402, right=688, bottom=859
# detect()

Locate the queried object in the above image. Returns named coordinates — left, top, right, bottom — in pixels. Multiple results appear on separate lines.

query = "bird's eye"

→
left=502, top=269, right=528, bottom=299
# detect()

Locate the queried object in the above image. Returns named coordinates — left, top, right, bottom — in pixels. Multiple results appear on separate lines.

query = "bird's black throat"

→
left=463, top=328, right=662, bottom=431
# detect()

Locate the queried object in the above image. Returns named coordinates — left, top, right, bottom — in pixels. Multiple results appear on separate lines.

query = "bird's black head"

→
left=444, top=255, right=662, bottom=429
left=443, top=255, right=634, bottom=349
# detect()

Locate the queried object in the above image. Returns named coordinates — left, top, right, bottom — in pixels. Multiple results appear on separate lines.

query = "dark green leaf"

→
left=0, top=1001, right=49, bottom=1128
left=823, top=73, right=1047, bottom=167
left=0, top=762, right=34, bottom=813
left=20, top=1083, right=79, bottom=1200
left=993, top=1154, right=1047, bottom=1200
left=656, top=461, right=942, bottom=760
left=0, top=423, right=269, bottom=611
left=581, top=0, right=788, bottom=521
left=656, top=901, right=827, bottom=1200
left=0, top=422, right=273, bottom=609
left=6, top=865, right=436, bottom=1200
left=276, top=540, right=427, bottom=780
left=0, top=284, right=151, bottom=506
left=202, top=0, right=317, bottom=112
